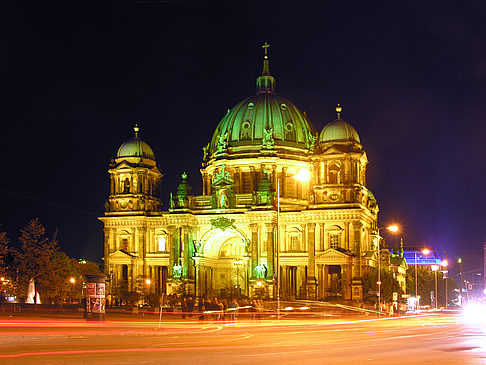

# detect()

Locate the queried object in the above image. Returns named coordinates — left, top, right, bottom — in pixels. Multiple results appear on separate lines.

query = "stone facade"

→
left=100, top=50, right=402, bottom=302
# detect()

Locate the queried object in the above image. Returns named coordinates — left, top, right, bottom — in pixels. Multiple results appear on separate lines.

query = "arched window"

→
left=327, top=225, right=343, bottom=250
left=328, top=165, right=339, bottom=184
left=123, top=177, right=130, bottom=193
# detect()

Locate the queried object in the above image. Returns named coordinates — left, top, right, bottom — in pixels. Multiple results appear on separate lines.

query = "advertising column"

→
left=86, top=274, right=106, bottom=321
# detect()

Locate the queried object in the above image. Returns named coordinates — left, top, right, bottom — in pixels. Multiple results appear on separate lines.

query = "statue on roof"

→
left=217, top=132, right=228, bottom=153
left=262, top=127, right=274, bottom=149
left=202, top=143, right=210, bottom=161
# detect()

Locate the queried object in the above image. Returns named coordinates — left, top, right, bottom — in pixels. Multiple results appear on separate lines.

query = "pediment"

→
left=111, top=162, right=160, bottom=175
left=108, top=250, right=136, bottom=260
left=315, top=248, right=353, bottom=262
left=112, top=162, right=134, bottom=171
left=321, top=145, right=347, bottom=155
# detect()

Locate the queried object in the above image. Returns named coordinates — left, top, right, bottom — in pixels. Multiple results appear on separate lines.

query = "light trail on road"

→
left=0, top=313, right=484, bottom=364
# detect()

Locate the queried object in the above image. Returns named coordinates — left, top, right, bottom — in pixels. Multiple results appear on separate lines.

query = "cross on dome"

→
left=335, top=104, right=342, bottom=119
left=262, top=42, right=270, bottom=59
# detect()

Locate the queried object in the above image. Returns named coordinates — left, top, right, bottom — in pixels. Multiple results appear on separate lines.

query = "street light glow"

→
left=441, top=260, right=448, bottom=267
left=422, top=249, right=430, bottom=255
left=145, top=279, right=151, bottom=285
left=386, top=225, right=398, bottom=232
left=70, top=277, right=75, bottom=284
left=294, top=169, right=310, bottom=182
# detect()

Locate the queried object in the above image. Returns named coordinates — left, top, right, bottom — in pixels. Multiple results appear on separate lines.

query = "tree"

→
left=406, top=266, right=457, bottom=308
left=0, top=229, right=16, bottom=304
left=16, top=218, right=64, bottom=304
left=363, top=267, right=403, bottom=304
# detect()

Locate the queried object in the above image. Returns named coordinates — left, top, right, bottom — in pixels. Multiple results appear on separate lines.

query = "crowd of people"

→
left=162, top=294, right=266, bottom=321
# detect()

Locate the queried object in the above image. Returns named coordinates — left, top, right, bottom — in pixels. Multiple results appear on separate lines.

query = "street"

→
left=0, top=312, right=484, bottom=364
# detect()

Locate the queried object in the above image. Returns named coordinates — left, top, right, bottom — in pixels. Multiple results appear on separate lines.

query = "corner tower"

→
left=105, top=124, right=163, bottom=214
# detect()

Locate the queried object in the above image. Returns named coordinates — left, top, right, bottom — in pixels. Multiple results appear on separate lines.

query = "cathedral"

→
left=100, top=47, right=404, bottom=302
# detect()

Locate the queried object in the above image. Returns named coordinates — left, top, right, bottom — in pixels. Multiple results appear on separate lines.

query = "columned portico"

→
left=316, top=249, right=354, bottom=300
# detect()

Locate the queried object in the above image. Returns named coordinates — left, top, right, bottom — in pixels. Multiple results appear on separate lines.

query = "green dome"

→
left=208, top=56, right=317, bottom=158
left=319, top=119, right=360, bottom=144
left=116, top=125, right=155, bottom=161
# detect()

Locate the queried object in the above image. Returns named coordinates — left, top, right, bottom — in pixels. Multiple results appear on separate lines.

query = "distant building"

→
left=403, top=249, right=443, bottom=266
left=100, top=47, right=406, bottom=301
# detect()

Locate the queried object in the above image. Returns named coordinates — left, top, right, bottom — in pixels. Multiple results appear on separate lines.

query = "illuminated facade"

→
left=100, top=48, right=401, bottom=301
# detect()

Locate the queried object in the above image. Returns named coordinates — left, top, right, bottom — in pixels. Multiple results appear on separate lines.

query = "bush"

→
left=146, top=293, right=161, bottom=308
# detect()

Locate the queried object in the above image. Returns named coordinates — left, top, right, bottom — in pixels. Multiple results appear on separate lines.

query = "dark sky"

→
left=2, top=1, right=486, bottom=278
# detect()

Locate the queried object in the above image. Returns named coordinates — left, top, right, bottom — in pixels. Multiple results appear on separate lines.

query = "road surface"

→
left=0, top=312, right=484, bottom=364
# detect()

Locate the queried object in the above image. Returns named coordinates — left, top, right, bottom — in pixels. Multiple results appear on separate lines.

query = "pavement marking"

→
left=198, top=325, right=223, bottom=333
left=219, top=334, right=253, bottom=342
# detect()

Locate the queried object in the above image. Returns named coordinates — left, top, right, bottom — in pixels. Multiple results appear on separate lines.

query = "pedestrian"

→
left=204, top=297, right=211, bottom=321
left=198, top=297, right=205, bottom=321
left=187, top=296, right=194, bottom=317
left=181, top=297, right=187, bottom=319
left=212, top=297, right=220, bottom=321
left=220, top=299, right=227, bottom=321
left=251, top=300, right=258, bottom=320
left=228, top=298, right=238, bottom=322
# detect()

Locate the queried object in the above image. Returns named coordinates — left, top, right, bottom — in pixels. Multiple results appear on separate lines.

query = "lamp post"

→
left=276, top=169, right=310, bottom=320
left=233, top=259, right=243, bottom=297
left=145, top=278, right=151, bottom=306
left=441, top=259, right=448, bottom=309
left=431, top=264, right=439, bottom=310
left=70, top=277, right=75, bottom=302
left=458, top=258, right=463, bottom=306
left=415, top=248, right=430, bottom=312
left=375, top=225, right=398, bottom=314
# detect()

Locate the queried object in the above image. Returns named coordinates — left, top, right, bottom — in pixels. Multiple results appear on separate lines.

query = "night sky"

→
left=2, top=1, right=486, bottom=279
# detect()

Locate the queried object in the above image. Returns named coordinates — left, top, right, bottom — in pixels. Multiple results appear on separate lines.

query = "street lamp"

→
left=375, top=225, right=399, bottom=313
left=233, top=259, right=243, bottom=297
left=458, top=258, right=463, bottom=306
left=276, top=168, right=310, bottom=320
left=144, top=279, right=151, bottom=307
left=70, top=277, right=75, bottom=302
left=415, top=248, right=430, bottom=312
left=441, top=259, right=448, bottom=309
left=431, top=264, right=439, bottom=310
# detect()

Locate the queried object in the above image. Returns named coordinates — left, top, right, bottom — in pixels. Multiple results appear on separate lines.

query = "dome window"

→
left=284, top=121, right=296, bottom=141
left=281, top=103, right=287, bottom=110
left=248, top=102, right=254, bottom=109
left=240, top=120, right=252, bottom=140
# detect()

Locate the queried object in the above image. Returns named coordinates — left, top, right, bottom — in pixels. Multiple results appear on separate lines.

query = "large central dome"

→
left=208, top=54, right=317, bottom=160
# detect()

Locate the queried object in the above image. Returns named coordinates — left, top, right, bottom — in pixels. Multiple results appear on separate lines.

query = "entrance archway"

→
left=196, top=228, right=249, bottom=298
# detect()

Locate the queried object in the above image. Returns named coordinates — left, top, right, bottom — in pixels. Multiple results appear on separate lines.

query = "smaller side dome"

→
left=116, top=124, right=156, bottom=164
left=319, top=105, right=361, bottom=144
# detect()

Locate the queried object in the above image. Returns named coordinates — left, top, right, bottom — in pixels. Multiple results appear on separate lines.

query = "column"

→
left=103, top=228, right=110, bottom=275
left=353, top=222, right=362, bottom=278
left=323, top=265, right=329, bottom=299
left=306, top=223, right=317, bottom=299
left=234, top=167, right=240, bottom=193
left=344, top=222, right=350, bottom=251
left=265, top=223, right=275, bottom=280
left=345, top=262, right=353, bottom=300
left=139, top=226, right=147, bottom=277
left=239, top=168, right=243, bottom=193
left=182, top=227, right=190, bottom=279
left=281, top=167, right=287, bottom=197
left=250, top=223, right=259, bottom=279
left=168, top=226, right=178, bottom=277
